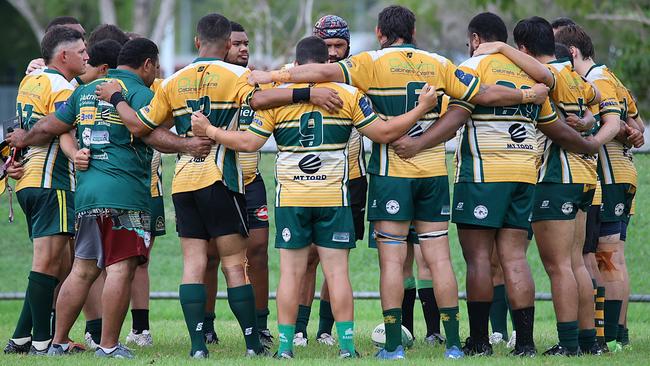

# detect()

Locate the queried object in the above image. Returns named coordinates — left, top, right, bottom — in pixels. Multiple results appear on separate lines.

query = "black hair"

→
left=554, top=43, right=573, bottom=66
left=87, top=24, right=129, bottom=47
left=468, top=12, right=507, bottom=42
left=513, top=16, right=555, bottom=57
left=554, top=24, right=594, bottom=59
left=45, top=16, right=80, bottom=33
left=295, top=36, right=328, bottom=65
left=88, top=39, right=122, bottom=68
left=551, top=17, right=576, bottom=29
left=197, top=13, right=231, bottom=45
left=230, top=21, right=245, bottom=33
left=117, top=38, right=159, bottom=68
left=41, top=26, right=84, bottom=64
left=377, top=5, right=415, bottom=48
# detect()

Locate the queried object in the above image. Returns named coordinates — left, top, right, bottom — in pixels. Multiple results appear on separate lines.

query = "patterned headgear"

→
left=313, top=15, right=350, bottom=43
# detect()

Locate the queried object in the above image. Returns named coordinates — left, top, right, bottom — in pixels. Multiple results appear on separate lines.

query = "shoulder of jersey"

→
left=585, top=64, right=608, bottom=81
left=363, top=47, right=450, bottom=64
left=32, top=68, right=75, bottom=92
left=160, top=59, right=248, bottom=88
left=548, top=59, right=571, bottom=73
left=458, top=54, right=490, bottom=69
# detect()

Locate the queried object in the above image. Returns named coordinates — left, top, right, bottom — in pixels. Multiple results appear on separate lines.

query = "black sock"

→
left=131, top=309, right=150, bottom=333
left=467, top=301, right=491, bottom=344
left=417, top=287, right=440, bottom=335
left=401, top=288, right=416, bottom=336
left=85, top=318, right=102, bottom=345
left=511, top=306, right=535, bottom=348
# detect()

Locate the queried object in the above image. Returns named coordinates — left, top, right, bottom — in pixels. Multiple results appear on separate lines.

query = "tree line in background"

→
left=1, top=0, right=647, bottom=111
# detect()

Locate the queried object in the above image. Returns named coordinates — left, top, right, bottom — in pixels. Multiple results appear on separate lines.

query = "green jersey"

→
left=55, top=69, right=153, bottom=213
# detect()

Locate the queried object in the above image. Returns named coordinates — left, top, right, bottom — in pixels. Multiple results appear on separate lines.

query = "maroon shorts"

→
left=75, top=209, right=151, bottom=269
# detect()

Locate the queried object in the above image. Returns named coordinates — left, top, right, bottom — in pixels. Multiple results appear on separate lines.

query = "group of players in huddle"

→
left=1, top=3, right=643, bottom=360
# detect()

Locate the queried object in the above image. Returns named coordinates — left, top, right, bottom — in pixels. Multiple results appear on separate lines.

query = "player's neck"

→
left=536, top=55, right=555, bottom=64
left=198, top=45, right=227, bottom=60
left=573, top=57, right=595, bottom=77
left=45, top=62, right=76, bottom=82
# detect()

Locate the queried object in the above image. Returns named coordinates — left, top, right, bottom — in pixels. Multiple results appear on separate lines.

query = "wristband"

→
left=271, top=69, right=291, bottom=83
left=109, top=91, right=126, bottom=107
left=292, top=88, right=310, bottom=103
left=521, top=89, right=536, bottom=104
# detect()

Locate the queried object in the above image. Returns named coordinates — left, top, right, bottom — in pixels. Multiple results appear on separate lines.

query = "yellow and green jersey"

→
left=337, top=45, right=480, bottom=178
left=16, top=68, right=75, bottom=192
left=537, top=59, right=599, bottom=185
left=450, top=54, right=558, bottom=184
left=585, top=64, right=636, bottom=186
left=238, top=104, right=261, bottom=186
left=137, top=58, right=256, bottom=194
left=150, top=149, right=163, bottom=198
left=247, top=82, right=377, bottom=207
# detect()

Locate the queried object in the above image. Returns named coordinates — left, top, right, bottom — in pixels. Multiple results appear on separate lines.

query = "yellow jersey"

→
left=337, top=45, right=480, bottom=178
left=537, top=59, right=598, bottom=185
left=450, top=54, right=558, bottom=184
left=585, top=64, right=636, bottom=186
left=137, top=58, right=255, bottom=194
left=16, top=68, right=75, bottom=192
left=247, top=82, right=377, bottom=207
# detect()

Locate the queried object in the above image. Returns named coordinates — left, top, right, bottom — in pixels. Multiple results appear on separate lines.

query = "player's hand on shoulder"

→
left=26, top=58, right=45, bottom=74
left=310, top=87, right=343, bottom=113
left=248, top=70, right=273, bottom=86
left=392, top=134, right=420, bottom=159
left=185, top=136, right=213, bottom=158
left=95, top=80, right=123, bottom=103
left=190, top=111, right=211, bottom=137
left=530, top=83, right=549, bottom=105
left=472, top=41, right=506, bottom=56
left=74, top=148, right=90, bottom=171
left=417, top=83, right=438, bottom=110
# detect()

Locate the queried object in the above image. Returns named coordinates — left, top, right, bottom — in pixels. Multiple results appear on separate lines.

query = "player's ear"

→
left=194, top=36, right=200, bottom=51
left=375, top=26, right=382, bottom=43
left=412, top=26, right=416, bottom=40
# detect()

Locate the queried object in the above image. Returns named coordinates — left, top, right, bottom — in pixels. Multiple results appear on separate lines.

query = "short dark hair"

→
left=554, top=43, right=573, bottom=66
left=554, top=24, right=594, bottom=59
left=45, top=16, right=80, bottom=33
left=88, top=39, right=122, bottom=68
left=197, top=13, right=231, bottom=45
left=41, top=26, right=84, bottom=64
left=87, top=24, right=129, bottom=47
left=295, top=36, right=328, bottom=65
left=230, top=21, right=245, bottom=33
left=468, top=12, right=507, bottom=43
left=117, top=38, right=159, bottom=69
left=513, top=16, right=555, bottom=57
left=377, top=5, right=415, bottom=48
left=551, top=17, right=576, bottom=29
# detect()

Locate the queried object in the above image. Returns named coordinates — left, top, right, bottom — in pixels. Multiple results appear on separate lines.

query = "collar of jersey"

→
left=548, top=57, right=571, bottom=65
left=386, top=43, right=417, bottom=49
left=44, top=67, right=65, bottom=78
left=585, top=63, right=604, bottom=77
left=108, top=68, right=145, bottom=86
left=193, top=57, right=222, bottom=63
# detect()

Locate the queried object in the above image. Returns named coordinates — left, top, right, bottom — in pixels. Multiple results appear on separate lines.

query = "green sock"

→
left=383, top=308, right=402, bottom=352
left=28, top=271, right=58, bottom=342
left=578, top=328, right=597, bottom=351
left=336, top=321, right=355, bottom=353
left=604, top=300, right=622, bottom=342
left=12, top=291, right=32, bottom=339
left=227, top=284, right=261, bottom=352
left=440, top=307, right=461, bottom=349
left=203, top=312, right=215, bottom=334
left=295, top=305, right=311, bottom=336
left=317, top=300, right=335, bottom=337
left=489, top=284, right=509, bottom=339
left=179, top=284, right=207, bottom=354
left=85, top=318, right=102, bottom=345
left=403, top=276, right=416, bottom=290
left=557, top=321, right=579, bottom=352
left=278, top=324, right=295, bottom=354
left=256, top=308, right=270, bottom=331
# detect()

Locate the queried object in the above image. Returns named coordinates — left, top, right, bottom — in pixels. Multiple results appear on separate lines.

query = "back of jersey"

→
left=450, top=54, right=557, bottom=184
left=137, top=58, right=255, bottom=194
left=16, top=68, right=75, bottom=192
left=337, top=45, right=479, bottom=178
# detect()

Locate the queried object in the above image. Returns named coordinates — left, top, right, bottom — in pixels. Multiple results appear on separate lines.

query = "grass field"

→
left=0, top=153, right=649, bottom=364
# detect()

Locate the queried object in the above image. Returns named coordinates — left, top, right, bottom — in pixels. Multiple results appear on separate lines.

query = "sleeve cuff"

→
left=136, top=110, right=157, bottom=130
left=355, top=114, right=378, bottom=130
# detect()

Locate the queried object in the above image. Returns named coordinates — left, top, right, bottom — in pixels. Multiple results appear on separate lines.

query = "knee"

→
left=247, top=244, right=268, bottom=267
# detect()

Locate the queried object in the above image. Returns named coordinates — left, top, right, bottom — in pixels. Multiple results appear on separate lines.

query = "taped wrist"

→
left=109, top=91, right=126, bottom=107
left=292, top=88, right=310, bottom=103
left=374, top=230, right=407, bottom=245
left=271, top=69, right=291, bottom=83
left=521, top=89, right=537, bottom=104
left=417, top=230, right=448, bottom=241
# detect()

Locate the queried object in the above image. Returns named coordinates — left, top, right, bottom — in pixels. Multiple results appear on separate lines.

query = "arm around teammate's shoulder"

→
left=538, top=117, right=600, bottom=154
left=190, top=111, right=265, bottom=152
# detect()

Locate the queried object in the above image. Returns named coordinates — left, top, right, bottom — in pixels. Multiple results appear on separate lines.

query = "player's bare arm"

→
left=6, top=113, right=72, bottom=149
left=593, top=114, right=623, bottom=146
left=142, top=127, right=213, bottom=158
left=537, top=116, right=600, bottom=154
left=361, top=83, right=438, bottom=144
left=471, top=82, right=549, bottom=106
left=392, top=106, right=471, bottom=159
left=565, top=109, right=595, bottom=132
left=58, top=130, right=79, bottom=159
left=473, top=41, right=554, bottom=87
left=248, top=63, right=344, bottom=86
left=191, top=111, right=266, bottom=152
left=95, top=80, right=153, bottom=137
left=249, top=87, right=344, bottom=113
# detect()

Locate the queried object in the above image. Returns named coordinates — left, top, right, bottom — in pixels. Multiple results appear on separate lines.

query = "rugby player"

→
left=3, top=25, right=86, bottom=356
left=191, top=34, right=439, bottom=359
left=248, top=5, right=553, bottom=359
left=391, top=12, right=601, bottom=357
left=556, top=24, right=644, bottom=352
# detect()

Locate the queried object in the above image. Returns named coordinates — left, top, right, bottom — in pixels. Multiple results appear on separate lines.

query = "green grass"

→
left=0, top=153, right=649, bottom=364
